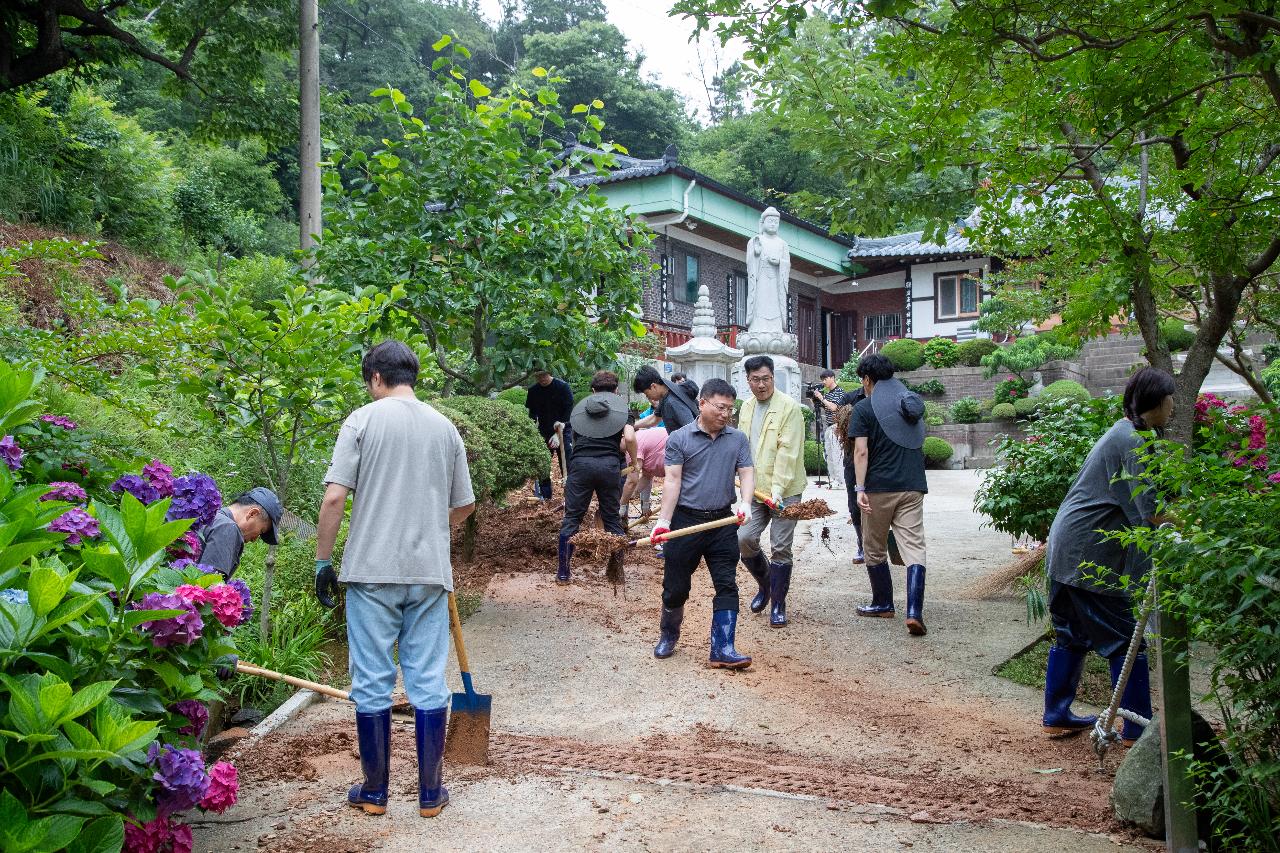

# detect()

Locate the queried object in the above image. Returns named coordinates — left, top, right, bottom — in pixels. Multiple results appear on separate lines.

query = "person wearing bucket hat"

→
left=849, top=353, right=931, bottom=636
left=199, top=486, right=284, bottom=578
left=557, top=371, right=638, bottom=585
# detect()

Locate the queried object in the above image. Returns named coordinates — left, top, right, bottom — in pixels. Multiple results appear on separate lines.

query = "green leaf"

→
left=591, top=99, right=605, bottom=109
left=572, top=104, right=588, bottom=114
left=27, top=565, right=73, bottom=617
left=468, top=80, right=491, bottom=99
left=431, top=34, right=452, bottom=52
left=123, top=607, right=184, bottom=628
left=57, top=680, right=118, bottom=726
left=531, top=66, right=548, bottom=78
left=67, top=816, right=123, bottom=853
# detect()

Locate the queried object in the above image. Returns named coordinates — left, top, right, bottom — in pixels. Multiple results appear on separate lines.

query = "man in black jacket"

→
left=525, top=369, right=575, bottom=500
left=632, top=365, right=699, bottom=435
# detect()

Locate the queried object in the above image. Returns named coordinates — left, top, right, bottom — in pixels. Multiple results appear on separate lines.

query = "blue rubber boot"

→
left=1109, top=652, right=1152, bottom=745
left=415, top=706, right=449, bottom=817
left=348, top=710, right=390, bottom=815
left=742, top=551, right=770, bottom=614
left=708, top=610, right=751, bottom=669
left=556, top=533, right=574, bottom=585
left=905, top=564, right=927, bottom=636
left=856, top=562, right=895, bottom=618
left=1042, top=646, right=1097, bottom=735
left=769, top=562, right=792, bottom=628
left=653, top=606, right=683, bottom=659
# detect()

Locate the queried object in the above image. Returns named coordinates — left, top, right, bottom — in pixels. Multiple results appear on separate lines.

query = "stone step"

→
left=1090, top=366, right=1140, bottom=380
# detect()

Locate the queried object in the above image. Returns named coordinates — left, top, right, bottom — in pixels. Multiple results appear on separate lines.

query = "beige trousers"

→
left=861, top=490, right=927, bottom=567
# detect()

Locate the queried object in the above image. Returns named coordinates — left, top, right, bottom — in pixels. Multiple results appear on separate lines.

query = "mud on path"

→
left=196, top=472, right=1153, bottom=851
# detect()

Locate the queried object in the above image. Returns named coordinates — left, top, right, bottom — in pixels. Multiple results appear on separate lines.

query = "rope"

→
left=1090, top=570, right=1158, bottom=767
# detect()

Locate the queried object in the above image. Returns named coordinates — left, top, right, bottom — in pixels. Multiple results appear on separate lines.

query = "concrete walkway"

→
left=193, top=471, right=1153, bottom=852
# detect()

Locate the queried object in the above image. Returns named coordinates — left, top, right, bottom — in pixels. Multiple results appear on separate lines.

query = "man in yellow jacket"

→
left=737, top=355, right=809, bottom=628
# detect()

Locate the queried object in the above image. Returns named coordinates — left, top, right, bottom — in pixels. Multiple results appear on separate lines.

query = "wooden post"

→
left=1155, top=584, right=1199, bottom=851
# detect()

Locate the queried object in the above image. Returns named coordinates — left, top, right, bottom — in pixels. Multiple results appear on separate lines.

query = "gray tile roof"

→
left=848, top=212, right=979, bottom=260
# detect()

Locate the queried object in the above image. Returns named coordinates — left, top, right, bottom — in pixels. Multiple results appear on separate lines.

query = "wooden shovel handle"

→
left=235, top=660, right=350, bottom=702
left=753, top=489, right=778, bottom=509
left=555, top=423, right=568, bottom=483
left=629, top=513, right=740, bottom=547
left=448, top=591, right=471, bottom=674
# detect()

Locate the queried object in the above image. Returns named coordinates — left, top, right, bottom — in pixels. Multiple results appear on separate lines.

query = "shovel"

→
left=625, top=513, right=741, bottom=549
left=555, top=422, right=568, bottom=485
left=444, top=591, right=491, bottom=766
left=234, top=661, right=415, bottom=713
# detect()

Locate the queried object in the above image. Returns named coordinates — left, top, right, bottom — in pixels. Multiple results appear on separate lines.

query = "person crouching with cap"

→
left=557, top=371, right=638, bottom=585
left=849, top=353, right=931, bottom=636
left=200, top=486, right=283, bottom=578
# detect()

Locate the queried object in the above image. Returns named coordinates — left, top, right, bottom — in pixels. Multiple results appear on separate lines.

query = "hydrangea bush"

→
left=0, top=365, right=245, bottom=852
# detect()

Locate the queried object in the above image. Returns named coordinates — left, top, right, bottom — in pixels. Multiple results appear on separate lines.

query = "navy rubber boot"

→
left=556, top=533, right=574, bottom=585
left=905, top=564, right=927, bottom=636
left=1109, top=652, right=1152, bottom=745
left=653, top=606, right=684, bottom=659
left=742, top=551, right=770, bottom=614
left=708, top=610, right=751, bottom=669
left=348, top=710, right=390, bottom=815
left=415, top=706, right=449, bottom=817
left=1042, top=646, right=1097, bottom=735
left=769, top=562, right=792, bottom=628
left=856, top=562, right=895, bottom=617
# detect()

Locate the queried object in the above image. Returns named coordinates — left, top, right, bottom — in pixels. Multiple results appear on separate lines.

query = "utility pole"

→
left=298, top=0, right=321, bottom=261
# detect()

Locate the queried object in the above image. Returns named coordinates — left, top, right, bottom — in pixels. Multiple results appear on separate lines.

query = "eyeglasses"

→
left=702, top=402, right=734, bottom=414
left=747, top=374, right=774, bottom=384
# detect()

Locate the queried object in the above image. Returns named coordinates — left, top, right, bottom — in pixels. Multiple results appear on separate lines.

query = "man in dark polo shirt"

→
left=200, top=487, right=284, bottom=578
left=849, top=353, right=930, bottom=636
left=632, top=365, right=699, bottom=435
left=649, top=378, right=756, bottom=668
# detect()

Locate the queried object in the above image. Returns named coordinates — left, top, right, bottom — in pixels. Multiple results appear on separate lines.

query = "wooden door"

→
left=797, top=296, right=819, bottom=365
left=830, top=312, right=856, bottom=369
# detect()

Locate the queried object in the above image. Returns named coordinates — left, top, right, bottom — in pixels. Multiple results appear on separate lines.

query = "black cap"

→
left=240, top=487, right=283, bottom=546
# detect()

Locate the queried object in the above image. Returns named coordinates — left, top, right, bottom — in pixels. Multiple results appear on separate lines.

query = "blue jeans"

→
left=346, top=583, right=450, bottom=713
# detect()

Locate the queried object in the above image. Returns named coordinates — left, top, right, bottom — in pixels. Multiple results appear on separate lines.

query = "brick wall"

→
left=896, top=365, right=1002, bottom=407
left=927, top=422, right=1027, bottom=469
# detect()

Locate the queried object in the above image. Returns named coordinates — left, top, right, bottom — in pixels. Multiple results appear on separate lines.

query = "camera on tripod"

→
left=805, top=382, right=824, bottom=400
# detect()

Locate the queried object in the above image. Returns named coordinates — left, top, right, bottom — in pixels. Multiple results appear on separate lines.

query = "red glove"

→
left=650, top=521, right=671, bottom=544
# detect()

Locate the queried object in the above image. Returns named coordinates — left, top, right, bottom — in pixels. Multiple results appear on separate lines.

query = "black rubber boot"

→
left=769, top=561, right=792, bottom=628
left=1042, top=646, right=1097, bottom=735
left=415, top=706, right=449, bottom=817
left=653, top=606, right=683, bottom=659
left=708, top=609, right=751, bottom=669
left=348, top=710, right=390, bottom=815
left=856, top=562, right=895, bottom=617
left=905, top=564, right=927, bottom=636
left=742, top=551, right=770, bottom=614
left=556, top=533, right=573, bottom=585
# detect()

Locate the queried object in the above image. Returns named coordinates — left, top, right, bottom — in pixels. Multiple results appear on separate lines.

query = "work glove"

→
left=215, top=653, right=238, bottom=682
left=650, top=519, right=672, bottom=544
left=315, top=558, right=340, bottom=609
left=735, top=501, right=752, bottom=524
left=770, top=489, right=784, bottom=509
left=547, top=433, right=561, bottom=450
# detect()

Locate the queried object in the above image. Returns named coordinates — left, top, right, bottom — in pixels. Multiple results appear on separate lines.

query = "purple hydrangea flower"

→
left=133, top=592, right=203, bottom=647
left=143, top=459, right=175, bottom=498
left=0, top=435, right=22, bottom=471
left=48, top=508, right=100, bottom=545
left=110, top=474, right=161, bottom=505
left=40, top=414, right=78, bottom=430
left=166, top=473, right=222, bottom=530
left=41, top=481, right=89, bottom=503
left=172, top=700, right=209, bottom=738
left=228, top=578, right=253, bottom=624
left=166, top=529, right=203, bottom=562
left=147, top=742, right=210, bottom=816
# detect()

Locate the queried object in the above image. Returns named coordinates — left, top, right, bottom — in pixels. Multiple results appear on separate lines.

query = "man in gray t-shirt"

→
left=314, top=341, right=475, bottom=820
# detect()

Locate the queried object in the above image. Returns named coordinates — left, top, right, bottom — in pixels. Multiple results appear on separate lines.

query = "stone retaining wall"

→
left=927, top=422, right=1027, bottom=469
left=898, top=360, right=1089, bottom=409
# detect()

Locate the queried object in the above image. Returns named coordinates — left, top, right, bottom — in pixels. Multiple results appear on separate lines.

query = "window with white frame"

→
left=935, top=271, right=982, bottom=320
left=865, top=313, right=902, bottom=341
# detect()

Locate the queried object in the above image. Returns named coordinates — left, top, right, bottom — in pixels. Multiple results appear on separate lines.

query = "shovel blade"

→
left=444, top=693, right=491, bottom=766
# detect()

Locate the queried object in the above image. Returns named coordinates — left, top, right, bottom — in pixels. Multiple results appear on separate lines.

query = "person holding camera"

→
left=811, top=369, right=847, bottom=489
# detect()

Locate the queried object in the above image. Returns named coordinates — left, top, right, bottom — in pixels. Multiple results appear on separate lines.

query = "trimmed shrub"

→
left=923, top=436, right=954, bottom=467
left=991, top=402, right=1018, bottom=419
left=1013, top=396, right=1041, bottom=417
left=923, top=337, right=959, bottom=368
left=906, top=378, right=945, bottom=396
left=955, top=338, right=998, bottom=367
left=496, top=385, right=528, bottom=407
left=437, top=396, right=549, bottom=501
left=978, top=397, right=996, bottom=416
left=926, top=415, right=944, bottom=426
left=924, top=400, right=948, bottom=423
left=1040, top=379, right=1091, bottom=404
left=880, top=338, right=926, bottom=372
left=1159, top=317, right=1196, bottom=353
left=950, top=396, right=983, bottom=423
left=980, top=334, right=1079, bottom=377
left=804, top=439, right=825, bottom=474
left=1262, top=342, right=1280, bottom=365
left=992, top=374, right=1031, bottom=403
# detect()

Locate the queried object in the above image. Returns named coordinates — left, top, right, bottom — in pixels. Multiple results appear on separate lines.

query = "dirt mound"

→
left=779, top=498, right=834, bottom=520
left=0, top=220, right=179, bottom=329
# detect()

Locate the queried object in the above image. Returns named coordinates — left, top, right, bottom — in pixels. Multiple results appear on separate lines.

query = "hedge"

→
left=955, top=338, right=998, bottom=367
left=991, top=402, right=1017, bottom=419
left=1013, top=396, right=1040, bottom=417
left=950, top=396, right=983, bottom=424
left=434, top=396, right=549, bottom=502
left=923, top=337, right=959, bottom=368
left=1040, top=379, right=1091, bottom=404
left=880, top=339, right=926, bottom=372
left=804, top=439, right=825, bottom=474
left=1159, top=317, right=1195, bottom=353
left=923, top=436, right=954, bottom=467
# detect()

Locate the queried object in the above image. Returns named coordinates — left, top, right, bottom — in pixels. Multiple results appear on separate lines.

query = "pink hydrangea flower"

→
left=123, top=816, right=193, bottom=853
left=173, top=585, right=211, bottom=605
left=205, top=583, right=247, bottom=627
left=143, top=459, right=175, bottom=498
left=1268, top=471, right=1280, bottom=484
left=199, top=761, right=239, bottom=814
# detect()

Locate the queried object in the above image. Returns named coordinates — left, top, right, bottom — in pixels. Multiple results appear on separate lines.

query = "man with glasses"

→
left=650, top=378, right=756, bottom=668
left=738, top=356, right=808, bottom=628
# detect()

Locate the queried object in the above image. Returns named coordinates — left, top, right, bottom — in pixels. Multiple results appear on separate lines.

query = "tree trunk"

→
left=462, top=511, right=478, bottom=563
left=259, top=543, right=277, bottom=645
left=1165, top=273, right=1244, bottom=445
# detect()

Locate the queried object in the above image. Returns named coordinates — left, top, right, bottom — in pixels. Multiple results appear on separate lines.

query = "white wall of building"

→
left=907, top=257, right=993, bottom=339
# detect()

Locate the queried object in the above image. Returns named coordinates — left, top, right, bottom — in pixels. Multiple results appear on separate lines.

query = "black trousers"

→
left=1049, top=580, right=1142, bottom=660
left=661, top=506, right=740, bottom=612
left=559, top=454, right=624, bottom=538
left=844, top=460, right=863, bottom=545
left=536, top=427, right=573, bottom=499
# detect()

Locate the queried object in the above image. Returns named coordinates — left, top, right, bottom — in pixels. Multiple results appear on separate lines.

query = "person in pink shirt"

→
left=621, top=426, right=667, bottom=520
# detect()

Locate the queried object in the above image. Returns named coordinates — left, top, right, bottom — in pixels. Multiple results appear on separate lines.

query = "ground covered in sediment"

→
left=193, top=471, right=1159, bottom=852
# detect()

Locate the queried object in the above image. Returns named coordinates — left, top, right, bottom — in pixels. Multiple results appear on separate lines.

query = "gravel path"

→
left=194, top=471, right=1155, bottom=852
